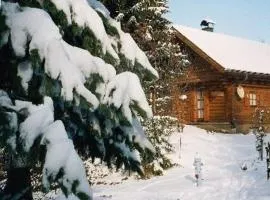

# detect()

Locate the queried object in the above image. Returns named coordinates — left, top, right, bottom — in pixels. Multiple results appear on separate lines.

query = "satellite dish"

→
left=237, top=86, right=245, bottom=99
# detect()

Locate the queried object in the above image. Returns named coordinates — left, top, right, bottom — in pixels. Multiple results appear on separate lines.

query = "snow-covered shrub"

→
left=141, top=116, right=178, bottom=177
left=83, top=158, right=130, bottom=186
left=0, top=0, right=158, bottom=199
left=251, top=106, right=270, bottom=160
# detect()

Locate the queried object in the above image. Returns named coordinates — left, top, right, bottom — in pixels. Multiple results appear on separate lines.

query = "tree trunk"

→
left=3, top=152, right=33, bottom=200
left=3, top=167, right=33, bottom=200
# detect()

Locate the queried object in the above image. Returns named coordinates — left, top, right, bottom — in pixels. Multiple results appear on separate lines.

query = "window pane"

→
left=198, top=110, right=204, bottom=119
left=249, top=93, right=256, bottom=106
left=200, top=101, right=204, bottom=108
left=197, top=91, right=203, bottom=99
left=197, top=100, right=204, bottom=109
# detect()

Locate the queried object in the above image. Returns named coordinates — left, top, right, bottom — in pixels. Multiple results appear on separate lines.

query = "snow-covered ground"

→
left=93, top=126, right=270, bottom=200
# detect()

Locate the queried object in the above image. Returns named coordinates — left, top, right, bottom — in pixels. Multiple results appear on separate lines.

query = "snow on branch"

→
left=44, top=0, right=118, bottom=60
left=41, top=120, right=92, bottom=199
left=2, top=2, right=116, bottom=108
left=0, top=93, right=92, bottom=199
left=103, top=72, right=153, bottom=122
left=121, top=118, right=155, bottom=153
left=87, top=0, right=110, bottom=18
left=18, top=97, right=54, bottom=152
left=87, top=0, right=159, bottom=79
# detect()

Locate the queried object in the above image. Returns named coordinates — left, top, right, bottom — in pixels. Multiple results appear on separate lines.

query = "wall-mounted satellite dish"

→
left=237, top=85, right=245, bottom=99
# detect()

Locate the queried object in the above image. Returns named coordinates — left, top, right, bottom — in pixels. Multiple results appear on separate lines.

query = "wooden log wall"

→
left=208, top=91, right=226, bottom=122
left=231, top=84, right=270, bottom=124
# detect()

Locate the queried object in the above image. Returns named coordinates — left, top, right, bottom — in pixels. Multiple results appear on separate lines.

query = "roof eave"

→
left=173, top=26, right=225, bottom=73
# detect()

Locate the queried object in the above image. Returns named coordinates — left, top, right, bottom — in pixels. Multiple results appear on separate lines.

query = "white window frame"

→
left=249, top=92, right=257, bottom=106
left=197, top=91, right=204, bottom=119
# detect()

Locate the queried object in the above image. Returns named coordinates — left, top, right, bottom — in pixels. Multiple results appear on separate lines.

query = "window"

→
left=249, top=92, right=257, bottom=106
left=197, top=91, right=204, bottom=119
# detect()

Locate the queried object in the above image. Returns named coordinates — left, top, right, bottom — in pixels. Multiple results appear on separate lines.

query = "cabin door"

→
left=196, top=91, right=204, bottom=121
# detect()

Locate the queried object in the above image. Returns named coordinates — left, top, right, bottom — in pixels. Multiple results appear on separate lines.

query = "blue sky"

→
left=167, top=0, right=270, bottom=44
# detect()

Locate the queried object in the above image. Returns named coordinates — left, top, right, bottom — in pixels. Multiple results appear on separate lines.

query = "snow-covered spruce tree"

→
left=0, top=1, right=158, bottom=199
left=101, top=0, right=189, bottom=115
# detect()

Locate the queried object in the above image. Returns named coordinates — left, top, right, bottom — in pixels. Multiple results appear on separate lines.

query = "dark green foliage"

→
left=63, top=22, right=82, bottom=44
left=81, top=27, right=103, bottom=57
left=118, top=53, right=133, bottom=73
left=103, top=135, right=144, bottom=176
left=39, top=74, right=62, bottom=98
left=118, top=54, right=156, bottom=82
left=85, top=74, right=104, bottom=99
left=141, top=116, right=178, bottom=177
left=0, top=109, right=13, bottom=148
left=0, top=14, right=8, bottom=33
left=130, top=100, right=148, bottom=118
left=29, top=49, right=42, bottom=68
left=77, top=192, right=90, bottom=200
left=103, top=51, right=117, bottom=66
left=19, top=0, right=42, bottom=8
left=97, top=11, right=120, bottom=38
left=98, top=104, right=132, bottom=127
left=101, top=0, right=137, bottom=19
left=43, top=0, right=68, bottom=30
left=43, top=0, right=104, bottom=58
left=0, top=39, right=28, bottom=99
left=63, top=23, right=103, bottom=58
left=133, top=60, right=157, bottom=81
left=28, top=49, right=45, bottom=104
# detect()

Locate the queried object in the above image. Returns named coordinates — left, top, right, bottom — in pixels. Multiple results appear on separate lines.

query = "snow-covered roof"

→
left=174, top=25, right=270, bottom=74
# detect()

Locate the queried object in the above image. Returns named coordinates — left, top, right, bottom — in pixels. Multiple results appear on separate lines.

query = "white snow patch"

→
left=41, top=120, right=92, bottom=199
left=55, top=194, right=80, bottom=200
left=19, top=97, right=54, bottom=152
left=92, top=125, right=270, bottom=200
left=0, top=90, right=13, bottom=108
left=17, top=61, right=33, bottom=92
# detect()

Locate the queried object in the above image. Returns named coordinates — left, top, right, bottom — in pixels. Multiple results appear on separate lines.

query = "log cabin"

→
left=171, top=22, right=270, bottom=133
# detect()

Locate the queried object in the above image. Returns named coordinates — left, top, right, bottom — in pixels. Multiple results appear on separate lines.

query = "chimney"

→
left=200, top=18, right=215, bottom=32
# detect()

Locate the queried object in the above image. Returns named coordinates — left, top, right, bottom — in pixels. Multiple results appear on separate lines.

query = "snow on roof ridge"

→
left=173, top=24, right=270, bottom=74
left=175, top=24, right=270, bottom=48
left=202, top=17, right=215, bottom=24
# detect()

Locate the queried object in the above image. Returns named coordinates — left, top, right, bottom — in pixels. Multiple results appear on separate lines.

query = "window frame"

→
left=197, top=91, right=204, bottom=120
left=249, top=92, right=257, bottom=106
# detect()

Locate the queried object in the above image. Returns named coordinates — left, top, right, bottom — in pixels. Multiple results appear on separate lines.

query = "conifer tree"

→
left=101, top=0, right=189, bottom=115
left=0, top=0, right=158, bottom=199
